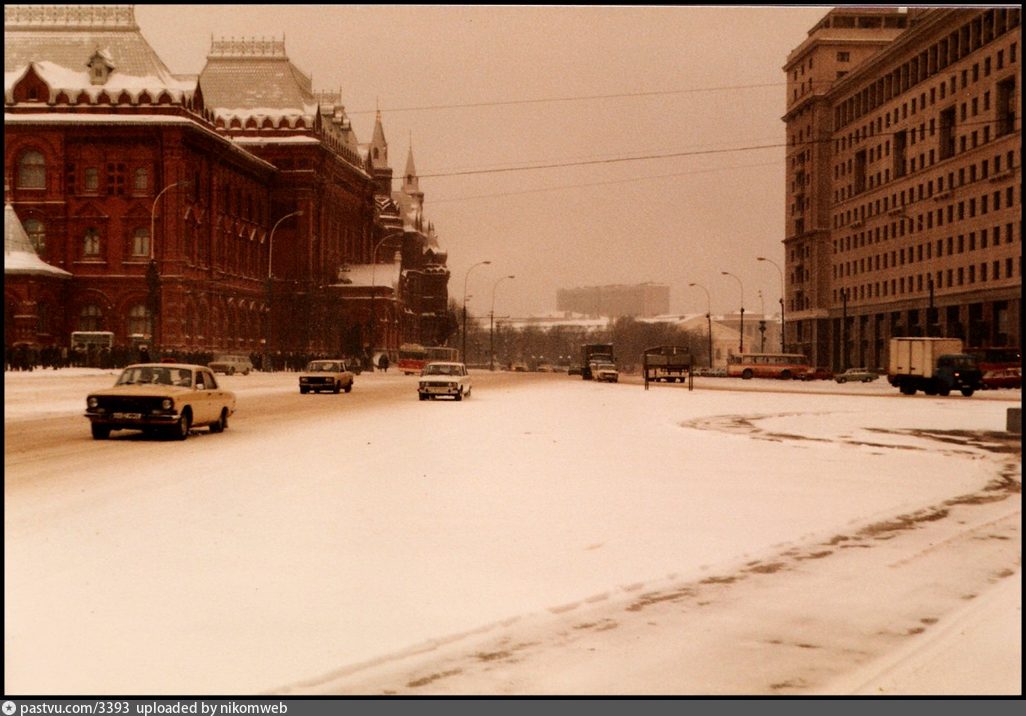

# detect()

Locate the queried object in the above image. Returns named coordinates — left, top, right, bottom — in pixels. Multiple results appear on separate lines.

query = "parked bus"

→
left=397, top=343, right=460, bottom=374
left=70, top=331, right=114, bottom=351
left=966, top=346, right=1022, bottom=389
left=726, top=352, right=812, bottom=380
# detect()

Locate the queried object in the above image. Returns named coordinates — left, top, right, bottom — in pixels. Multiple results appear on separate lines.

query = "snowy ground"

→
left=3, top=368, right=1021, bottom=695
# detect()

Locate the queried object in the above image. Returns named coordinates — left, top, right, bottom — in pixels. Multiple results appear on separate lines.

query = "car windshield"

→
left=307, top=361, right=339, bottom=372
left=116, top=366, right=179, bottom=386
left=596, top=363, right=615, bottom=370
left=424, top=364, right=461, bottom=376
left=213, top=355, right=236, bottom=362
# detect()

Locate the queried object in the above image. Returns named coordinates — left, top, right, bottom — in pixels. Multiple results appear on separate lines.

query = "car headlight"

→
left=87, top=397, right=98, bottom=409
left=162, top=398, right=173, bottom=410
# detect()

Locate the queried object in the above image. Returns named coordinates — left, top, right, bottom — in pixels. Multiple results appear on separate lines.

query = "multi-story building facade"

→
left=783, top=7, right=1021, bottom=370
left=556, top=282, right=670, bottom=318
left=4, top=5, right=450, bottom=361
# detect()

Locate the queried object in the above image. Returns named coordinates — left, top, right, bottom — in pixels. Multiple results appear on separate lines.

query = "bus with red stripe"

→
left=398, top=343, right=460, bottom=375
left=726, top=352, right=813, bottom=380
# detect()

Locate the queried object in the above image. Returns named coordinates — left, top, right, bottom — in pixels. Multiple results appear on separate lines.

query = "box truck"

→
left=887, top=337, right=982, bottom=396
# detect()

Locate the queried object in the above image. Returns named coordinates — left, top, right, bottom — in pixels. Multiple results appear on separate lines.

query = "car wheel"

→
left=741, top=369, right=753, bottom=380
left=300, top=386, right=309, bottom=394
left=454, top=389, right=463, bottom=401
left=344, top=382, right=353, bottom=393
left=938, top=386, right=951, bottom=397
left=209, top=408, right=228, bottom=433
left=780, top=370, right=791, bottom=380
left=333, top=381, right=341, bottom=394
left=91, top=423, right=111, bottom=440
left=171, top=409, right=191, bottom=440
left=960, top=387, right=975, bottom=397
left=228, top=367, right=235, bottom=376
left=419, top=393, right=428, bottom=401
left=900, top=384, right=916, bottom=395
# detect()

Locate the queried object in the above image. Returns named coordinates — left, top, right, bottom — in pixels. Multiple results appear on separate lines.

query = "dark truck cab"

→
left=580, top=343, right=614, bottom=380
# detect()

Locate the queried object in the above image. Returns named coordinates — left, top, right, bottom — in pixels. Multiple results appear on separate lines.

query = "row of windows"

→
left=835, top=223, right=1019, bottom=275
left=27, top=219, right=271, bottom=278
left=834, top=8, right=1020, bottom=130
left=833, top=257, right=1021, bottom=304
left=16, top=151, right=270, bottom=225
left=831, top=85, right=1016, bottom=201
left=833, top=188, right=1019, bottom=254
left=835, top=42, right=1018, bottom=142
left=832, top=149, right=1018, bottom=230
left=834, top=86, right=1013, bottom=182
left=34, top=303, right=153, bottom=337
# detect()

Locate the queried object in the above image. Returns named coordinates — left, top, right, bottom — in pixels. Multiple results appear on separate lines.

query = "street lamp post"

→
left=148, top=180, right=190, bottom=352
left=758, top=291, right=766, bottom=352
left=490, top=275, right=515, bottom=371
left=841, top=288, right=849, bottom=371
left=265, top=210, right=304, bottom=365
left=462, top=260, right=491, bottom=364
left=688, top=282, right=713, bottom=368
left=721, top=271, right=745, bottom=355
left=369, top=231, right=404, bottom=365
left=757, top=256, right=785, bottom=353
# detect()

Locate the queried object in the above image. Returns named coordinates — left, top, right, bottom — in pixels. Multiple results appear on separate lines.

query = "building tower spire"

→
left=403, top=134, right=419, bottom=195
left=368, top=107, right=392, bottom=196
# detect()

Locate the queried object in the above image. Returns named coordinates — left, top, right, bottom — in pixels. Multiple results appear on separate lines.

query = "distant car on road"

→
left=299, top=359, right=355, bottom=394
left=800, top=366, right=834, bottom=381
left=208, top=353, right=253, bottom=376
left=85, top=363, right=235, bottom=440
left=835, top=367, right=879, bottom=383
left=591, top=361, right=619, bottom=383
left=419, top=361, right=472, bottom=401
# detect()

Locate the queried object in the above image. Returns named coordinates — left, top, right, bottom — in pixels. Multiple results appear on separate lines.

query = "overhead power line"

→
left=419, top=142, right=785, bottom=179
left=431, top=160, right=783, bottom=204
left=350, top=82, right=783, bottom=116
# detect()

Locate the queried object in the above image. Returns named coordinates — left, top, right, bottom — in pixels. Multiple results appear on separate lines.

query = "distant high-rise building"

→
left=556, top=283, right=670, bottom=318
left=782, top=7, right=1021, bottom=370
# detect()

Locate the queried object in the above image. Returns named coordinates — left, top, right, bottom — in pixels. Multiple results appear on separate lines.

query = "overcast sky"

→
left=135, top=4, right=834, bottom=319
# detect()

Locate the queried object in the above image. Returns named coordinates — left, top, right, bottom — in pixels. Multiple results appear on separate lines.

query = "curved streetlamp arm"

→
left=267, top=210, right=304, bottom=279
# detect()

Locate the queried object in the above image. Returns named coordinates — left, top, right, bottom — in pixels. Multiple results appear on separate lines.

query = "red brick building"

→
left=4, top=5, right=451, bottom=362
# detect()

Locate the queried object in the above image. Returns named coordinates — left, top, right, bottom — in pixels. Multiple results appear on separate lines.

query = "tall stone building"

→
left=782, top=7, right=1020, bottom=370
left=556, top=283, right=670, bottom=318
left=3, top=5, right=450, bottom=361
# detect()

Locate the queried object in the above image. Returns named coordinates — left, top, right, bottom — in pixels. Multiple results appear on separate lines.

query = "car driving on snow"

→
left=418, top=361, right=472, bottom=401
left=84, top=363, right=235, bottom=440
left=299, top=359, right=355, bottom=394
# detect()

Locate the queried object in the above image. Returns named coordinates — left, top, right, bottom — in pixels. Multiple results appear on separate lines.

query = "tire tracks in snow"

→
left=275, top=417, right=1020, bottom=695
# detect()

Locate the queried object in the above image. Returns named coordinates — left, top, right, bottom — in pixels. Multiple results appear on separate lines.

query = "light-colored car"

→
left=299, top=359, right=355, bottom=394
left=592, top=361, right=619, bottom=383
left=418, top=361, right=472, bottom=401
left=85, top=363, right=235, bottom=440
left=208, top=353, right=253, bottom=375
left=835, top=367, right=880, bottom=383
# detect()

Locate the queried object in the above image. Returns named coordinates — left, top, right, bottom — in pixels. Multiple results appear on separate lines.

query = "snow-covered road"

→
left=4, top=369, right=1020, bottom=695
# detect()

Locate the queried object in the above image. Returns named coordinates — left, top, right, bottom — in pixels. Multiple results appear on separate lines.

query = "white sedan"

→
left=418, top=361, right=472, bottom=401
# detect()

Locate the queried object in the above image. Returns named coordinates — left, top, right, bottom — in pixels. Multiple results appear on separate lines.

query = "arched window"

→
left=127, top=304, right=152, bottom=338
left=17, top=150, right=46, bottom=189
left=133, top=167, right=150, bottom=193
left=83, top=228, right=101, bottom=257
left=84, top=167, right=99, bottom=192
left=78, top=304, right=103, bottom=331
left=131, top=227, right=150, bottom=257
left=23, top=218, right=46, bottom=255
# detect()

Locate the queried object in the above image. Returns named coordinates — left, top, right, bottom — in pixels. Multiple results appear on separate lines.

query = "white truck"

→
left=887, top=337, right=982, bottom=397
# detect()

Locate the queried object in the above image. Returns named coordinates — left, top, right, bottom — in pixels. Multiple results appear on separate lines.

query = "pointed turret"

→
left=403, top=140, right=419, bottom=195
left=369, top=108, right=393, bottom=195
